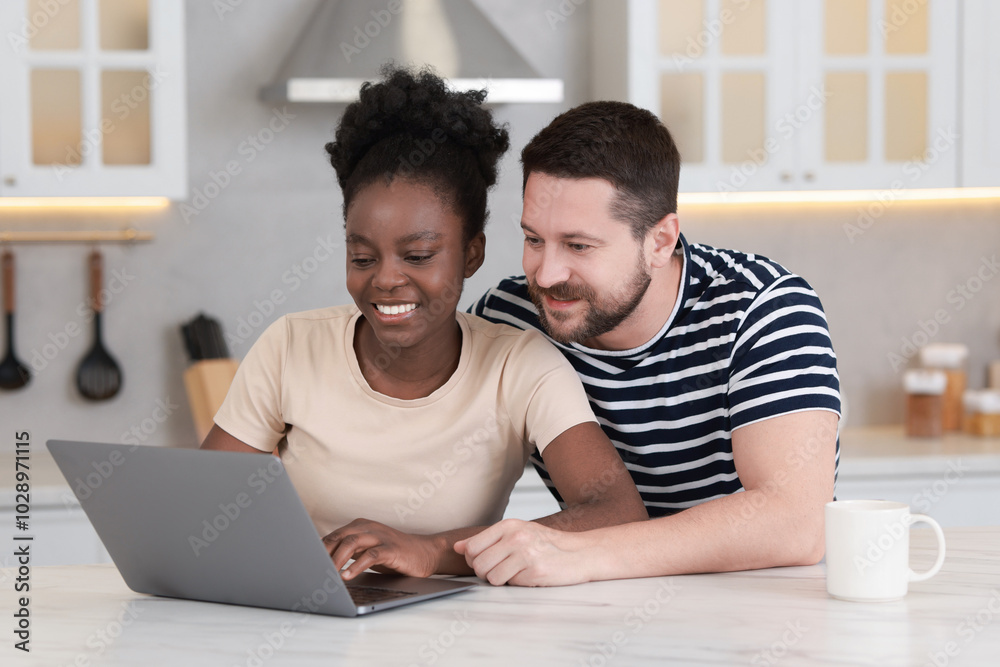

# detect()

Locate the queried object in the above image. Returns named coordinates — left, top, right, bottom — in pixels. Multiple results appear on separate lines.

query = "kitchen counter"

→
left=2, top=528, right=998, bottom=666
left=839, top=425, right=1000, bottom=475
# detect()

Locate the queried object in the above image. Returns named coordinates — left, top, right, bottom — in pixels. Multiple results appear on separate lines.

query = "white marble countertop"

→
left=2, top=528, right=998, bottom=666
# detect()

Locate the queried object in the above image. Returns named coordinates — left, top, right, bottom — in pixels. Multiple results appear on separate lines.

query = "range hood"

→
left=261, top=0, right=563, bottom=104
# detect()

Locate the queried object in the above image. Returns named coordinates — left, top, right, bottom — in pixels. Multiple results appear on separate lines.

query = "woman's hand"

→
left=322, top=519, right=446, bottom=580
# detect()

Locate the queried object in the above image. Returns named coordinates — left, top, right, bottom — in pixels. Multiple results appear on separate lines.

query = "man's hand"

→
left=454, top=519, right=592, bottom=587
left=323, top=519, right=446, bottom=580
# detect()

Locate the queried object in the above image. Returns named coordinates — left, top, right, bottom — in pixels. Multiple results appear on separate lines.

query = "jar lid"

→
left=904, top=369, right=947, bottom=394
left=964, top=389, right=982, bottom=411
left=980, top=390, right=1000, bottom=414
left=919, top=343, right=969, bottom=369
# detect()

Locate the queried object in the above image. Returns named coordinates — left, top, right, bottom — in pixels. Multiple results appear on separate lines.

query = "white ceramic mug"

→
left=825, top=500, right=946, bottom=602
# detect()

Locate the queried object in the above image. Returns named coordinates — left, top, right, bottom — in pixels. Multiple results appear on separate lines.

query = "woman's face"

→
left=345, top=178, right=484, bottom=354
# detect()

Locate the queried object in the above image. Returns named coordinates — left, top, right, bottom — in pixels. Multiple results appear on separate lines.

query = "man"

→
left=455, top=101, right=840, bottom=586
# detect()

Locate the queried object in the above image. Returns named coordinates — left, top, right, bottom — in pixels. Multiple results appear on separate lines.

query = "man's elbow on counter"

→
left=786, top=523, right=826, bottom=567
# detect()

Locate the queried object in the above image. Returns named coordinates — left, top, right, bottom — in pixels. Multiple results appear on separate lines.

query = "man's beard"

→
left=527, top=264, right=652, bottom=345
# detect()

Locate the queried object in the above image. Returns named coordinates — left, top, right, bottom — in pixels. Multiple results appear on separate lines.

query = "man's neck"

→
left=582, top=251, right=684, bottom=352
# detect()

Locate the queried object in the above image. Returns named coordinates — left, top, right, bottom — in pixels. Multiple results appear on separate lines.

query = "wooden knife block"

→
left=183, top=359, right=240, bottom=443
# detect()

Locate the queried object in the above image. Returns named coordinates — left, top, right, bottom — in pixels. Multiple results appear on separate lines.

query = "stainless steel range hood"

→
left=261, top=0, right=563, bottom=104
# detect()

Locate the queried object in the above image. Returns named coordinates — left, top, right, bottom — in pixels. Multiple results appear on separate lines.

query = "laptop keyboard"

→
left=347, top=585, right=417, bottom=606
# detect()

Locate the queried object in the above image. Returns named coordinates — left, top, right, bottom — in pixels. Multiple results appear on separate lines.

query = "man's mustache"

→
left=528, top=281, right=595, bottom=303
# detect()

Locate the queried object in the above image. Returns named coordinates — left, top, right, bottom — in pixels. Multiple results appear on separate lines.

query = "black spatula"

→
left=0, top=249, right=31, bottom=390
left=76, top=250, right=122, bottom=400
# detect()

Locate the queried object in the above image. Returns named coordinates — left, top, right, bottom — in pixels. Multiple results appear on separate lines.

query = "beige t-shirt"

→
left=214, top=305, right=596, bottom=537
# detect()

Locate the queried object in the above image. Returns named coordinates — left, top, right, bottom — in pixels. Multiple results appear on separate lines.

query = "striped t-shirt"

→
left=471, top=234, right=841, bottom=517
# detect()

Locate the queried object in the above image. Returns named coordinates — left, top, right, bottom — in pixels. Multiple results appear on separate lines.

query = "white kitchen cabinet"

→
left=836, top=474, right=1000, bottom=527
left=592, top=0, right=959, bottom=194
left=0, top=505, right=111, bottom=566
left=0, top=0, right=187, bottom=198
left=961, top=0, right=1000, bottom=187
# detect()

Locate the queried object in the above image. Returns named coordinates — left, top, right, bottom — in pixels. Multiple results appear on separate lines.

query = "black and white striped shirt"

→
left=471, top=234, right=841, bottom=516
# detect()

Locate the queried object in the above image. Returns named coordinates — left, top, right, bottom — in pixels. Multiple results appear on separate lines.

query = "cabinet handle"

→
left=3, top=176, right=16, bottom=187
left=804, top=171, right=816, bottom=182
left=780, top=171, right=793, bottom=182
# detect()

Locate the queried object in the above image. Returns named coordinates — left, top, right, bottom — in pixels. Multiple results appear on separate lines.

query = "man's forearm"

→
left=581, top=488, right=826, bottom=581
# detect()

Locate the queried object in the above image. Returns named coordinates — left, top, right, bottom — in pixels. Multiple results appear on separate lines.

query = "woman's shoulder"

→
left=459, top=312, right=564, bottom=363
left=284, top=304, right=358, bottom=324
left=254, top=305, right=358, bottom=348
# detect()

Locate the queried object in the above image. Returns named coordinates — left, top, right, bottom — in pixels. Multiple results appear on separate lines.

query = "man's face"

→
left=521, top=173, right=652, bottom=346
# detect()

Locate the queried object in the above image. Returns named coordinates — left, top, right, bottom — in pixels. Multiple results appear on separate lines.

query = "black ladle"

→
left=76, top=250, right=122, bottom=400
left=0, top=249, right=31, bottom=390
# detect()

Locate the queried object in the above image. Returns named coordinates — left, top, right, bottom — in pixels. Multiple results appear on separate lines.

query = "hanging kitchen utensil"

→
left=0, top=249, right=31, bottom=390
left=76, top=250, right=122, bottom=400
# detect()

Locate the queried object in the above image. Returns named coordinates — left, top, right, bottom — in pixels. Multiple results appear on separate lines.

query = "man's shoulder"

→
left=470, top=276, right=543, bottom=333
left=684, top=241, right=821, bottom=312
left=481, top=276, right=530, bottom=301
left=687, top=241, right=796, bottom=291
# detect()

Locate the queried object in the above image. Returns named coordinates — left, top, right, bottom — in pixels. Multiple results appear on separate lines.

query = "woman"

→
left=202, top=66, right=645, bottom=581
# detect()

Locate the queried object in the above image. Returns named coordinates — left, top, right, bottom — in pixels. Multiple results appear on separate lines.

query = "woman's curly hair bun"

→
left=326, top=64, right=510, bottom=240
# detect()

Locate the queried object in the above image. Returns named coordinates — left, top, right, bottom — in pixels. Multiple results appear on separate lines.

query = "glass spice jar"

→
left=904, top=369, right=947, bottom=438
left=919, top=343, right=969, bottom=431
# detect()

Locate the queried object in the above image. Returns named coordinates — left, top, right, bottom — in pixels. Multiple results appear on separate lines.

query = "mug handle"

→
left=908, top=513, right=947, bottom=583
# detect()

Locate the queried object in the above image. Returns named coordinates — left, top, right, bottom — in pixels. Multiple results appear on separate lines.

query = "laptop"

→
left=46, top=440, right=475, bottom=616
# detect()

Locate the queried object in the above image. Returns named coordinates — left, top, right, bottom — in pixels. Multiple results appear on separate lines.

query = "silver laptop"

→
left=46, top=440, right=475, bottom=616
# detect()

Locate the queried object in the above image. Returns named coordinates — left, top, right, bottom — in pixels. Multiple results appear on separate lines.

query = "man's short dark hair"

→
left=520, top=101, right=681, bottom=240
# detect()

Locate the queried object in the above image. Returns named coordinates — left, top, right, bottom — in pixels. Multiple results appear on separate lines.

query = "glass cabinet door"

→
left=797, top=0, right=957, bottom=190
left=655, top=0, right=798, bottom=194
left=0, top=0, right=186, bottom=198
left=591, top=0, right=959, bottom=195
